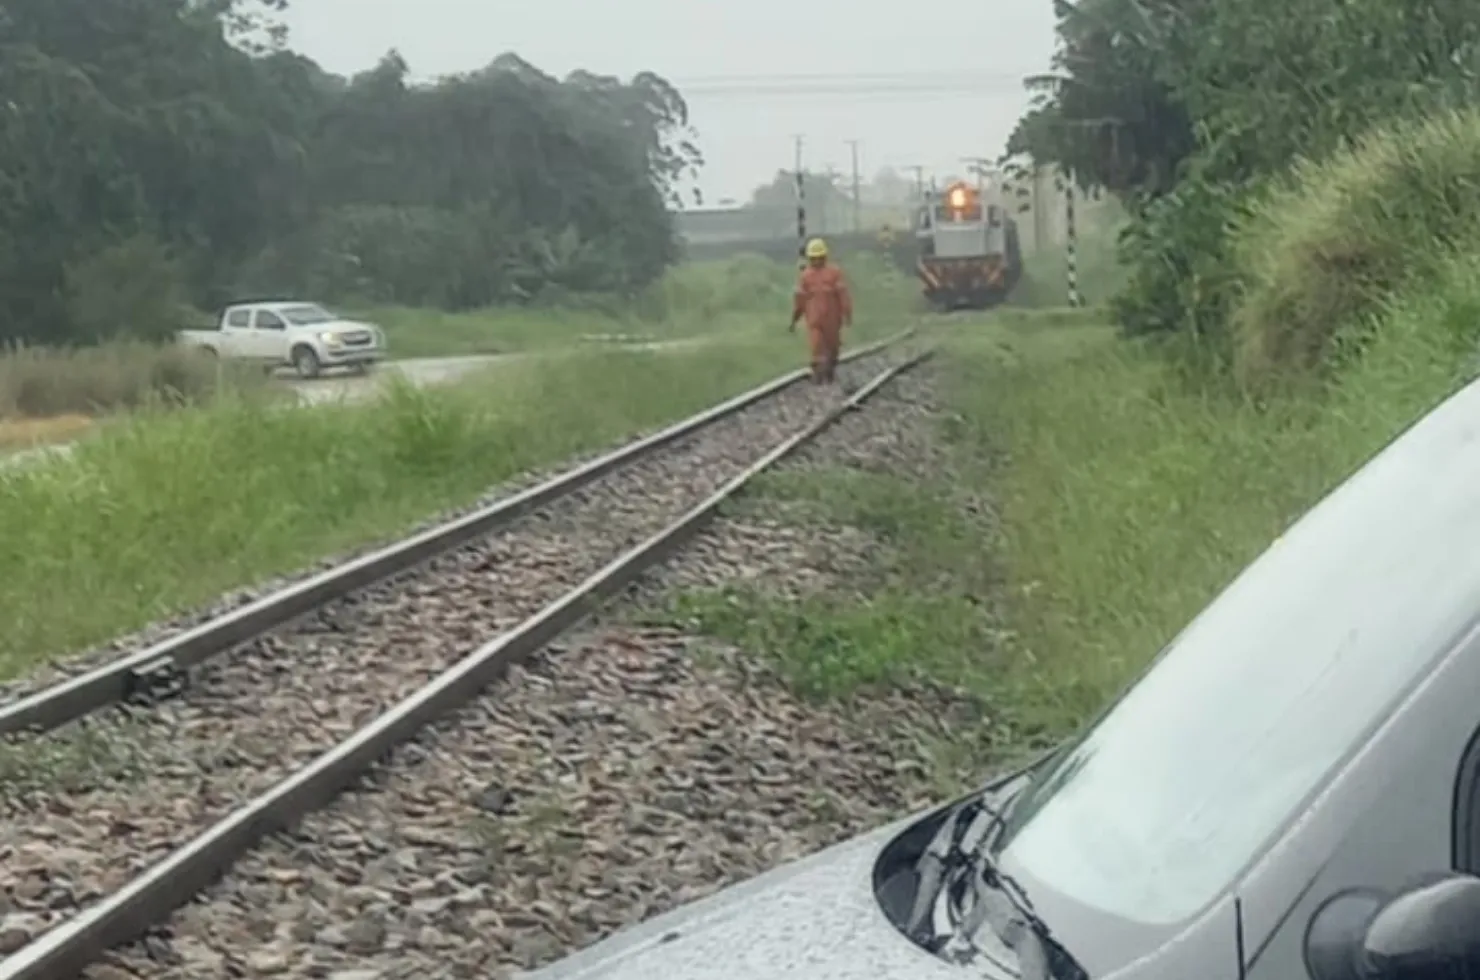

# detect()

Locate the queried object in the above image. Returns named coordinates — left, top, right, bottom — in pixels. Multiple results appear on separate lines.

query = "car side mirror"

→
left=1364, top=875, right=1480, bottom=979
left=1305, top=875, right=1480, bottom=980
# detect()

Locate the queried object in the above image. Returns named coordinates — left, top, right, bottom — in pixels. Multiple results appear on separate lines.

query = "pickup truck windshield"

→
left=280, top=304, right=334, bottom=325
left=992, top=380, right=1480, bottom=927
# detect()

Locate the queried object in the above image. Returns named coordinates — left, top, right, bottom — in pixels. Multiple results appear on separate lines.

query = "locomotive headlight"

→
left=949, top=187, right=967, bottom=208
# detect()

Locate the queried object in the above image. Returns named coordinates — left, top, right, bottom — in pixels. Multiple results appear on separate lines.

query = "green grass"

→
left=1230, top=108, right=1480, bottom=387
left=647, top=245, right=1480, bottom=773
left=0, top=326, right=914, bottom=682
left=357, top=253, right=917, bottom=359
left=947, top=273, right=1480, bottom=736
left=669, top=465, right=998, bottom=700
left=989, top=306, right=1108, bottom=330
left=363, top=304, right=671, bottom=359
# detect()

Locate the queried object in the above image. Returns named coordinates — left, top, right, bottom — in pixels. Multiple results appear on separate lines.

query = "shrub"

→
left=1230, top=109, right=1480, bottom=388
left=61, top=236, right=189, bottom=344
left=0, top=342, right=268, bottom=419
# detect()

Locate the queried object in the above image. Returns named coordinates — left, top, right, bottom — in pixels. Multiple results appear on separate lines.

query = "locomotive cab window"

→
left=935, top=203, right=983, bottom=222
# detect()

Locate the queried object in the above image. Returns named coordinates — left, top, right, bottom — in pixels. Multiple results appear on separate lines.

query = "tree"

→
left=747, top=170, right=851, bottom=213
left=0, top=0, right=700, bottom=343
left=866, top=168, right=913, bottom=206
left=1002, top=0, right=1480, bottom=344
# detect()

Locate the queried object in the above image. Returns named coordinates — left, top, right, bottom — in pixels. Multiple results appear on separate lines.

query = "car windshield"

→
left=279, top=304, right=335, bottom=325
left=992, top=378, right=1480, bottom=927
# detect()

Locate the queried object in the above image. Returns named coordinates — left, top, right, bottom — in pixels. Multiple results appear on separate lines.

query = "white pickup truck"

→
left=178, top=301, right=387, bottom=379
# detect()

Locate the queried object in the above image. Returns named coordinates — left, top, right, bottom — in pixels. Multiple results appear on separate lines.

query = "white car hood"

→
left=517, top=813, right=997, bottom=980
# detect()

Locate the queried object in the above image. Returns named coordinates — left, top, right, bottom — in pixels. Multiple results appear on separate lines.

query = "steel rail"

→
left=0, top=348, right=933, bottom=980
left=0, top=330, right=913, bottom=737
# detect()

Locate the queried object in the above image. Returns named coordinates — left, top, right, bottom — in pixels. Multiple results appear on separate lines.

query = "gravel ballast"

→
left=81, top=362, right=988, bottom=980
left=0, top=351, right=909, bottom=963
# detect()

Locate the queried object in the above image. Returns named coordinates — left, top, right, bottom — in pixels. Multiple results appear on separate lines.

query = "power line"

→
left=680, top=84, right=1029, bottom=101
left=846, top=139, right=862, bottom=232
left=671, top=71, right=1032, bottom=101
left=674, top=71, right=1028, bottom=85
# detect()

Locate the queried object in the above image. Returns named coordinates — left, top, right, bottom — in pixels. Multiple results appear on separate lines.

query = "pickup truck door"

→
left=250, top=309, right=288, bottom=361
left=218, top=307, right=253, bottom=357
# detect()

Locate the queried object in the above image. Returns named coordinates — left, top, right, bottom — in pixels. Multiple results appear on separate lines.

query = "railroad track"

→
left=0, top=335, right=930, bottom=979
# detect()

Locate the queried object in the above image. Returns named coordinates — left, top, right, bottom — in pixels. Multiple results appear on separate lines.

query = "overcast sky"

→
left=282, top=0, right=1057, bottom=206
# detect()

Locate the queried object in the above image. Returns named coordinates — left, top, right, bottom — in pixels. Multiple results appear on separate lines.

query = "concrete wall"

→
left=1003, top=165, right=1124, bottom=255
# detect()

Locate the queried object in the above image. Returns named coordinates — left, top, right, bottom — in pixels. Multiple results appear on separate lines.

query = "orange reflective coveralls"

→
left=792, top=263, right=853, bottom=383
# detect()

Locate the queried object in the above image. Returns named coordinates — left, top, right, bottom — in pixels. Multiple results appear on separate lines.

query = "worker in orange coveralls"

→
left=788, top=237, right=852, bottom=384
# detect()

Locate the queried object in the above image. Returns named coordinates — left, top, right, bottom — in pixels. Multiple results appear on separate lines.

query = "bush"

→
left=1230, top=109, right=1480, bottom=388
left=0, top=341, right=269, bottom=419
left=62, top=236, right=190, bottom=344
left=644, top=254, right=794, bottom=322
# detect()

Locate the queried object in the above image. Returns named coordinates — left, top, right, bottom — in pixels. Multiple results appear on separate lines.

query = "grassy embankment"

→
left=660, top=110, right=1480, bottom=787
left=0, top=254, right=904, bottom=454
left=0, top=253, right=916, bottom=683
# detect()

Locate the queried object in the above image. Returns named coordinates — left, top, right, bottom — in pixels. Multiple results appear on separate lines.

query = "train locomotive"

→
left=913, top=180, right=1022, bottom=311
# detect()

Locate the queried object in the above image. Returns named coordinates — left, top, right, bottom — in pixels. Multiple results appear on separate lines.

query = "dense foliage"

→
left=0, top=0, right=701, bottom=344
left=1005, top=0, right=1480, bottom=360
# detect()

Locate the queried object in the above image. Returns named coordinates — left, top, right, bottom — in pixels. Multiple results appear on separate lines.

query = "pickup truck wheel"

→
left=291, top=345, right=320, bottom=379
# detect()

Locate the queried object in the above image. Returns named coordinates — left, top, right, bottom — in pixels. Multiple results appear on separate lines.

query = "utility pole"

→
left=1066, top=176, right=1080, bottom=306
left=792, top=135, right=807, bottom=266
left=820, top=165, right=844, bottom=233
left=1032, top=163, right=1047, bottom=254
left=901, top=165, right=926, bottom=200
left=1055, top=169, right=1080, bottom=307
left=846, top=140, right=862, bottom=232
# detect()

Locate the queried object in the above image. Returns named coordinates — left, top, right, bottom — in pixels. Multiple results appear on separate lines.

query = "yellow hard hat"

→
left=805, top=237, right=828, bottom=258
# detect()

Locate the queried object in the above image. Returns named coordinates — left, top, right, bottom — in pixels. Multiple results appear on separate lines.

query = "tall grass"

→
left=0, top=342, right=269, bottom=420
left=956, top=278, right=1480, bottom=738
left=1231, top=108, right=1480, bottom=387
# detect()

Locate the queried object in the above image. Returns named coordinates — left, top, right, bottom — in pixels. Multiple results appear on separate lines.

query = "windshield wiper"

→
left=903, top=798, right=1088, bottom=980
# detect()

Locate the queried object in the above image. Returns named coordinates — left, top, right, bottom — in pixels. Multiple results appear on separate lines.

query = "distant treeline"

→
left=0, top=0, right=703, bottom=345
left=680, top=231, right=916, bottom=270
